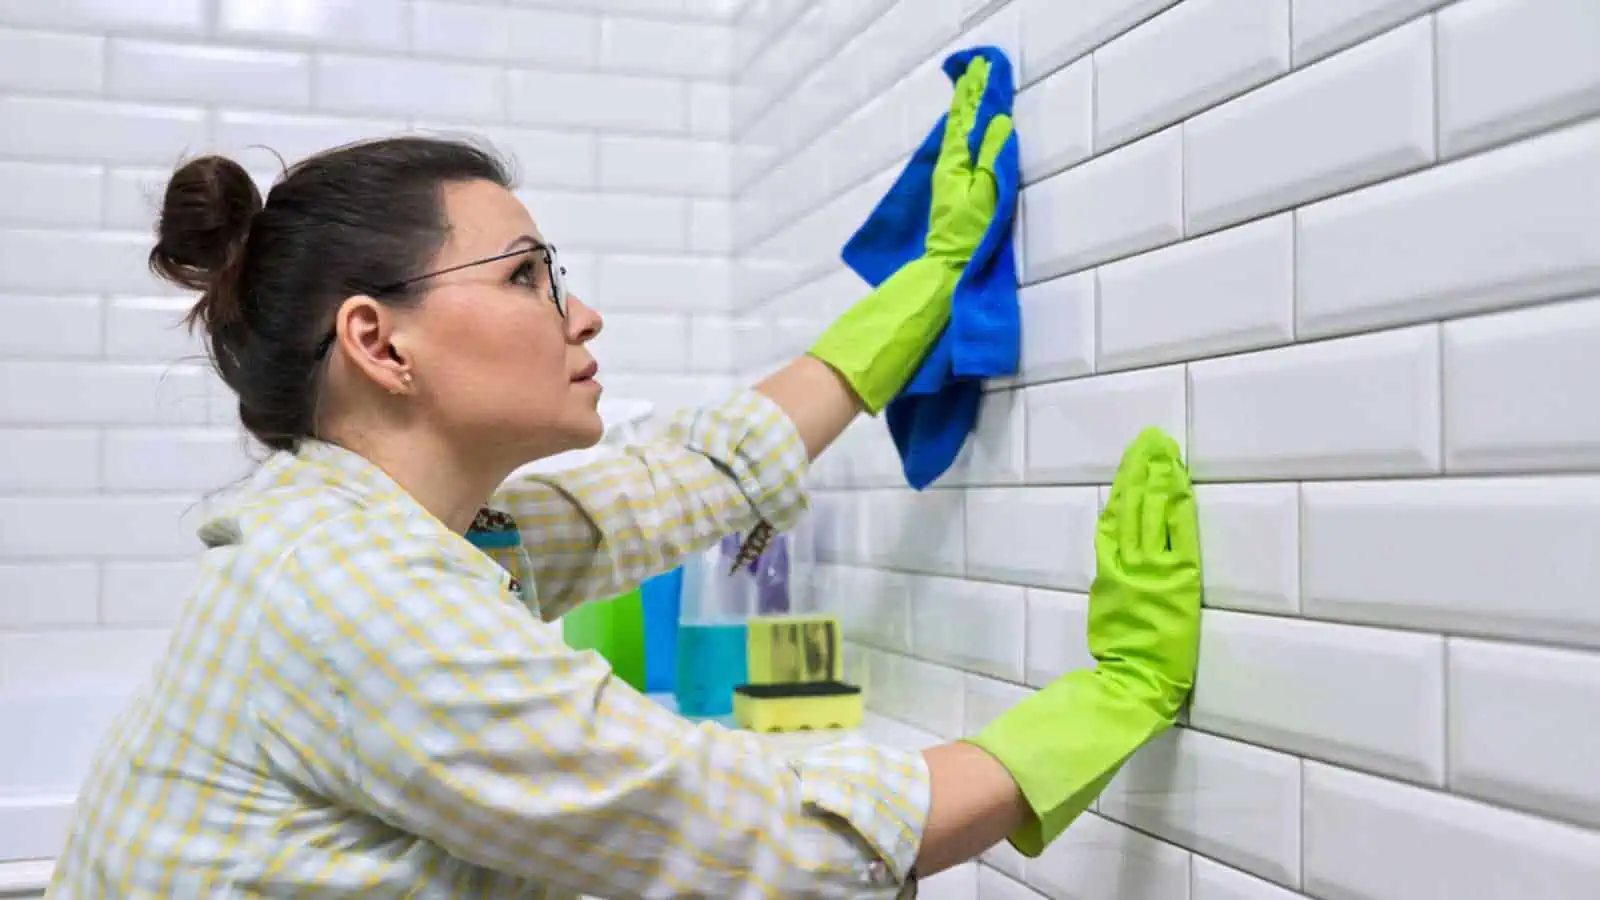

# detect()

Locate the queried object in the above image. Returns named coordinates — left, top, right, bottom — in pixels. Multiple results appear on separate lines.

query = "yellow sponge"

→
left=735, top=614, right=864, bottom=733
left=733, top=684, right=864, bottom=732
left=745, top=614, right=843, bottom=684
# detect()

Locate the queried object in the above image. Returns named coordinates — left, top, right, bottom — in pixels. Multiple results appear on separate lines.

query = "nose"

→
left=564, top=295, right=602, bottom=344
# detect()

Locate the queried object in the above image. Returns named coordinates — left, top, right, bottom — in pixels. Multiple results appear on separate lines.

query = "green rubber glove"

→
left=809, top=57, right=1015, bottom=415
left=965, top=426, right=1202, bottom=856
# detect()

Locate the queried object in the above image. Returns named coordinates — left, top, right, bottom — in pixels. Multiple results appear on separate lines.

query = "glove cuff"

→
left=808, top=258, right=957, bottom=414
left=964, top=669, right=1176, bottom=857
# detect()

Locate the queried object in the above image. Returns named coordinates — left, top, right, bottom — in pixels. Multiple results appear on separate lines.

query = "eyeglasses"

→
left=313, top=242, right=568, bottom=359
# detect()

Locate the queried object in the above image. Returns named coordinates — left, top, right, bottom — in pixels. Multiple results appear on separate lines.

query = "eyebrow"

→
left=502, top=234, right=544, bottom=252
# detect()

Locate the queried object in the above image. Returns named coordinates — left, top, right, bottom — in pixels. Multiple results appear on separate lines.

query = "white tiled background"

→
left=0, top=0, right=738, bottom=668
left=3, top=0, right=1600, bottom=896
left=746, top=0, right=1600, bottom=898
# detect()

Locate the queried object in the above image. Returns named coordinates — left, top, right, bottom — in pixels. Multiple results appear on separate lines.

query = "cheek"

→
left=428, top=302, right=566, bottom=402
left=506, top=313, right=572, bottom=384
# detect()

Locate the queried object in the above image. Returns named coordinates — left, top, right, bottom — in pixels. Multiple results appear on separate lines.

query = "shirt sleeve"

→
left=489, top=387, right=809, bottom=620
left=264, top=520, right=931, bottom=899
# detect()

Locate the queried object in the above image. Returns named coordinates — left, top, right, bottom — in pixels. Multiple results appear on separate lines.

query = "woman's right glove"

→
left=807, top=55, right=1012, bottom=415
left=964, top=426, right=1202, bottom=856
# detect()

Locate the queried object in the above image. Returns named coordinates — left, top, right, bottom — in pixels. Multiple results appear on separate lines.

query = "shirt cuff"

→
left=793, top=740, right=932, bottom=886
left=665, top=387, right=811, bottom=534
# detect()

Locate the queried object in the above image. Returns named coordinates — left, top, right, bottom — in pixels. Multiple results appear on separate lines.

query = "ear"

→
left=333, top=295, right=413, bottom=395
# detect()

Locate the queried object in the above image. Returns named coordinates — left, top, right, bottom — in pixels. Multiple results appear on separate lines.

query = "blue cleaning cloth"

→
left=840, top=46, right=1022, bottom=490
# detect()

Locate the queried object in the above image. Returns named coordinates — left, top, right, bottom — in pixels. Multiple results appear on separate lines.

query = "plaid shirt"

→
left=47, top=389, right=930, bottom=898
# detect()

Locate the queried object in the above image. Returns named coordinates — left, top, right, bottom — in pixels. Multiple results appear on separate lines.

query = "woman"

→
left=48, top=65, right=1202, bottom=898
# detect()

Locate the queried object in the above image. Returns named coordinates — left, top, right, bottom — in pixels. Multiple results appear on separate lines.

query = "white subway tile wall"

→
left=3, top=0, right=1598, bottom=893
left=739, top=1, right=1600, bottom=898
left=0, top=0, right=738, bottom=712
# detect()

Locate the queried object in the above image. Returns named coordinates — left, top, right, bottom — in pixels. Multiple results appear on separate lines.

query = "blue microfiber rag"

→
left=840, top=45, right=1021, bottom=490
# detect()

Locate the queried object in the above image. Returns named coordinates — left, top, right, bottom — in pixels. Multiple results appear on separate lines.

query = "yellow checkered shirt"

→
left=47, top=389, right=930, bottom=898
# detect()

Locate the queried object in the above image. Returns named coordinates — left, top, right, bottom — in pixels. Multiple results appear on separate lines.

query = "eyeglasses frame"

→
left=312, top=242, right=568, bottom=360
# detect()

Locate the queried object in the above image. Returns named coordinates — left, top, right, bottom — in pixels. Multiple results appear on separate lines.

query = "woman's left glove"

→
left=808, top=57, right=1013, bottom=414
left=965, top=427, right=1203, bottom=856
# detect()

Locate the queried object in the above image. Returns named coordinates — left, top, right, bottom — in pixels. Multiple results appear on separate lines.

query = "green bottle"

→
left=562, top=587, right=647, bottom=693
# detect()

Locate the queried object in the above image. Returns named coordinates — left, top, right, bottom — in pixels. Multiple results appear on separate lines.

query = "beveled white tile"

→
left=316, top=55, right=504, bottom=121
left=585, top=313, right=690, bottom=373
left=0, top=27, right=103, bottom=94
left=0, top=97, right=206, bottom=166
left=1187, top=325, right=1441, bottom=480
left=1185, top=17, right=1435, bottom=234
left=1015, top=271, right=1095, bottom=385
left=1301, top=476, right=1600, bottom=649
left=944, top=388, right=1026, bottom=487
left=517, top=190, right=688, bottom=254
left=1295, top=118, right=1600, bottom=339
left=0, top=0, right=204, bottom=35
left=0, top=429, right=99, bottom=492
left=102, top=429, right=254, bottom=493
left=1015, top=57, right=1093, bottom=183
left=1191, top=858, right=1306, bottom=900
left=0, top=294, right=101, bottom=357
left=218, top=0, right=406, bottom=50
left=0, top=563, right=98, bottom=628
left=1448, top=638, right=1600, bottom=829
left=961, top=673, right=1031, bottom=738
left=978, top=866, right=1045, bottom=900
left=868, top=649, right=967, bottom=739
left=1025, top=364, right=1187, bottom=483
left=109, top=40, right=310, bottom=108
left=911, top=576, right=1026, bottom=681
left=1443, top=296, right=1600, bottom=474
left=104, top=295, right=200, bottom=362
left=864, top=488, right=966, bottom=577
left=600, top=16, right=732, bottom=78
left=1192, top=483, right=1300, bottom=614
left=982, top=840, right=1031, bottom=887
left=594, top=255, right=730, bottom=313
left=1094, top=0, right=1289, bottom=150
left=0, top=496, right=202, bottom=560
left=1191, top=609, right=1445, bottom=784
left=1097, top=214, right=1294, bottom=371
left=1304, top=760, right=1600, bottom=900
left=214, top=111, right=408, bottom=168
left=1290, top=0, right=1448, bottom=65
left=965, top=487, right=1098, bottom=591
left=0, top=628, right=172, bottom=689
left=599, top=136, right=731, bottom=196
left=1024, top=588, right=1094, bottom=686
left=814, top=564, right=911, bottom=653
left=1023, top=125, right=1184, bottom=280
left=1437, top=0, right=1600, bottom=157
left=101, top=560, right=198, bottom=626
left=509, top=70, right=687, bottom=133
left=1026, top=812, right=1192, bottom=900
left=412, top=3, right=597, bottom=66
left=0, top=361, right=209, bottom=426
left=1017, top=0, right=1179, bottom=85
left=1099, top=726, right=1302, bottom=887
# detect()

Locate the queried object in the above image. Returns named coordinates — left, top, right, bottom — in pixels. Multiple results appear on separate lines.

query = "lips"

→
left=571, top=361, right=599, bottom=382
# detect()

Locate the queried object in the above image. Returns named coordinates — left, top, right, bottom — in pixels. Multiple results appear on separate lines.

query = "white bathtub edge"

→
left=0, top=858, right=52, bottom=895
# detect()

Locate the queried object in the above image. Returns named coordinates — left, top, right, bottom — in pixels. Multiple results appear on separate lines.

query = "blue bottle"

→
left=640, top=566, right=683, bottom=694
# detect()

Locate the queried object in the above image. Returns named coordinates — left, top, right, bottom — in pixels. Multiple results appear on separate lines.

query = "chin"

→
left=568, top=408, right=606, bottom=449
left=573, top=421, right=605, bottom=449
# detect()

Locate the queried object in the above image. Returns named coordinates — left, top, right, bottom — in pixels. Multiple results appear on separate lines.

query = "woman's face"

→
left=398, top=178, right=606, bottom=462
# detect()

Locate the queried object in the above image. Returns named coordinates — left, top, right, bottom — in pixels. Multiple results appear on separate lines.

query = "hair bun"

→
left=150, top=155, right=263, bottom=304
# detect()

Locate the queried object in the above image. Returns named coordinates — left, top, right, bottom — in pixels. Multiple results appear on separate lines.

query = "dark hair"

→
left=150, top=136, right=512, bottom=452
